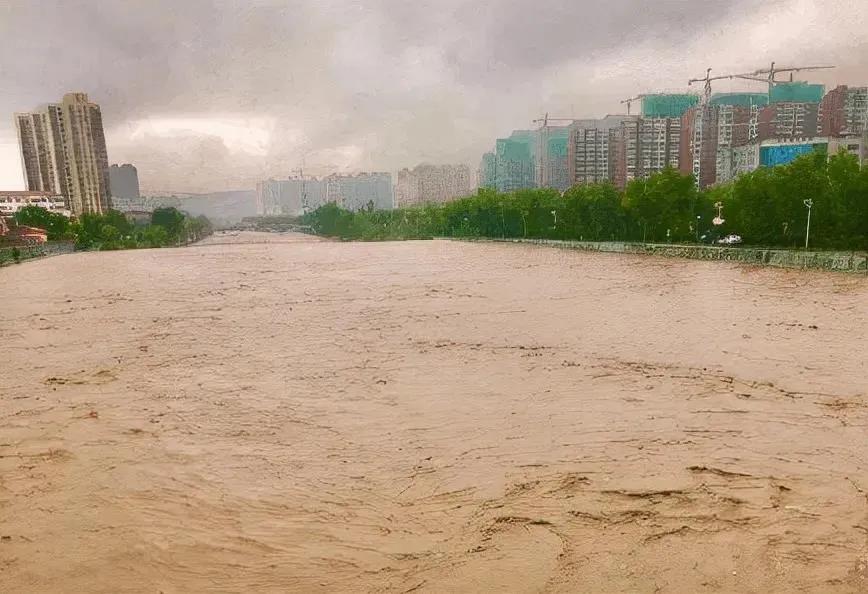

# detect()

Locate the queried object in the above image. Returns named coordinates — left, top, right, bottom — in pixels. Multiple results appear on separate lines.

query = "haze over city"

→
left=1, top=0, right=867, bottom=193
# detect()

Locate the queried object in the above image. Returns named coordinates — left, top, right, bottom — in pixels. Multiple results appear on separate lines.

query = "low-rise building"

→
left=828, top=136, right=868, bottom=163
left=0, top=224, right=48, bottom=244
left=0, top=190, right=70, bottom=218
left=717, top=137, right=831, bottom=182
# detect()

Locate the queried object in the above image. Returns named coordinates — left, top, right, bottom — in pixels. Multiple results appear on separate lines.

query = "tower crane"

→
left=731, top=61, right=835, bottom=95
left=688, top=68, right=740, bottom=104
left=532, top=113, right=576, bottom=128
left=531, top=114, right=575, bottom=188
left=620, top=95, right=645, bottom=116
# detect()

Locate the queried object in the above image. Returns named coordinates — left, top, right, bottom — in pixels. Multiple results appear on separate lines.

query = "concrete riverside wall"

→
left=0, top=241, right=75, bottom=267
left=463, top=238, right=868, bottom=273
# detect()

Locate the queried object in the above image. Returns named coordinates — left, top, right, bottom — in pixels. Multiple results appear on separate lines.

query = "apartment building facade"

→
left=567, top=116, right=627, bottom=186
left=15, top=92, right=111, bottom=215
left=395, top=164, right=472, bottom=207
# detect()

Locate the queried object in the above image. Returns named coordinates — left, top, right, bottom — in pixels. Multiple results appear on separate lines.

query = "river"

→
left=1, top=231, right=866, bottom=593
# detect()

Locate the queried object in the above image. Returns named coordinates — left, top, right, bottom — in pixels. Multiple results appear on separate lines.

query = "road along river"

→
left=1, top=231, right=866, bottom=593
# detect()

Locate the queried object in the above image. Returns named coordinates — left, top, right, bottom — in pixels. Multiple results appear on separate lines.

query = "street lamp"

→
left=803, top=199, right=813, bottom=249
left=696, top=215, right=701, bottom=243
left=551, top=209, right=557, bottom=228
left=713, top=201, right=725, bottom=226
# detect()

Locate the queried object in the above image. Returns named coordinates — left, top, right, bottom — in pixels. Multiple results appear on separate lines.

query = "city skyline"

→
left=1, top=0, right=867, bottom=193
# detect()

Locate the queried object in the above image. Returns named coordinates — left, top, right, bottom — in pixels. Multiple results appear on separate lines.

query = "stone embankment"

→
left=0, top=241, right=75, bottom=267
left=465, top=238, right=868, bottom=273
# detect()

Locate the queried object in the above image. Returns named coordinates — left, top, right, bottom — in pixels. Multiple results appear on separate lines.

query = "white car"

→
left=718, top=234, right=743, bottom=245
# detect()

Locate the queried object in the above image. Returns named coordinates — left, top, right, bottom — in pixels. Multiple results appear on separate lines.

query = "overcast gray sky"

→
left=1, top=0, right=866, bottom=192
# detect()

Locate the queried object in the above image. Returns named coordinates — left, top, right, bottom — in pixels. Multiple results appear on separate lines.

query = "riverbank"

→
left=459, top=237, right=868, bottom=273
left=0, top=241, right=75, bottom=266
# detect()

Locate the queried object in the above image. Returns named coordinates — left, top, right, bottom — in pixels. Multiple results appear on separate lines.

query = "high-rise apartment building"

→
left=14, top=105, right=68, bottom=197
left=256, top=177, right=328, bottom=216
left=15, top=92, right=111, bottom=215
left=109, top=164, right=140, bottom=201
left=494, top=131, right=536, bottom=192
left=757, top=102, right=820, bottom=141
left=680, top=102, right=759, bottom=189
left=567, top=116, right=627, bottom=186
left=711, top=104, right=759, bottom=185
left=395, top=164, right=472, bottom=207
left=613, top=117, right=682, bottom=189
left=680, top=105, right=719, bottom=188
left=325, top=172, right=393, bottom=212
left=477, top=152, right=496, bottom=189
left=535, top=126, right=571, bottom=191
left=819, top=85, right=868, bottom=137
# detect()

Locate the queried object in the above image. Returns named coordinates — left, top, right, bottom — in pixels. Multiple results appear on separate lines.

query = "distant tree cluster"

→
left=12, top=206, right=213, bottom=251
left=303, top=151, right=867, bottom=250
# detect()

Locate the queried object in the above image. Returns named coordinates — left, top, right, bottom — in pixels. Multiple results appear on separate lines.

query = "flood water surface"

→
left=1, top=232, right=867, bottom=593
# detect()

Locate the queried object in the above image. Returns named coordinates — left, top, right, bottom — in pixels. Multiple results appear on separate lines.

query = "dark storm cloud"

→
left=0, top=0, right=865, bottom=191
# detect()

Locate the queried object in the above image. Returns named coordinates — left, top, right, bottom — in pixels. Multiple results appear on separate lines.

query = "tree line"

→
left=11, top=206, right=213, bottom=250
left=303, top=151, right=867, bottom=250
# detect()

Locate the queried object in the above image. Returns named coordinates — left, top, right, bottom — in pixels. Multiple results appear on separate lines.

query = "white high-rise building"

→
left=394, top=164, right=472, bottom=207
left=325, top=172, right=393, bottom=212
left=256, top=177, right=328, bottom=216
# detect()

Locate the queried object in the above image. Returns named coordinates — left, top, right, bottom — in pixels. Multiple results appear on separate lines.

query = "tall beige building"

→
left=15, top=92, right=111, bottom=215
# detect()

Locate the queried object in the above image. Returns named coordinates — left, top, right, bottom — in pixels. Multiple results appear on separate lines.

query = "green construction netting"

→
left=547, top=136, right=568, bottom=157
left=641, top=94, right=699, bottom=117
left=769, top=82, right=824, bottom=103
left=710, top=93, right=769, bottom=108
left=496, top=137, right=532, bottom=161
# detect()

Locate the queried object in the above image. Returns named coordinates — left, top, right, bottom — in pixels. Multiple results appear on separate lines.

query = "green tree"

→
left=623, top=167, right=698, bottom=242
left=139, top=225, right=169, bottom=247
left=300, top=156, right=866, bottom=250
left=151, top=207, right=186, bottom=239
left=12, top=206, right=71, bottom=240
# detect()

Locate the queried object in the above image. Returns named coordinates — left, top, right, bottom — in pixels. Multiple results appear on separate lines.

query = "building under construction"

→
left=681, top=95, right=761, bottom=188
left=256, top=177, right=327, bottom=216
left=491, top=131, right=537, bottom=192
left=819, top=85, right=868, bottom=137
left=535, top=126, right=571, bottom=191
left=613, top=115, right=684, bottom=189
left=641, top=94, right=700, bottom=118
left=567, top=116, right=628, bottom=186
left=325, top=172, right=393, bottom=212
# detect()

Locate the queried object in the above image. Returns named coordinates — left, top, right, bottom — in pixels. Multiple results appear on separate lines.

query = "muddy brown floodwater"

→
left=1, top=231, right=867, bottom=593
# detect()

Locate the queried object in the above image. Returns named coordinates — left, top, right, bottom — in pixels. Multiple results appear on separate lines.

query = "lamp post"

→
left=696, top=215, right=701, bottom=243
left=803, top=199, right=813, bottom=250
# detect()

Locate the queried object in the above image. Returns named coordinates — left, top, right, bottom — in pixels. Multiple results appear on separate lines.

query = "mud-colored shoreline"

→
left=1, top=231, right=866, bottom=593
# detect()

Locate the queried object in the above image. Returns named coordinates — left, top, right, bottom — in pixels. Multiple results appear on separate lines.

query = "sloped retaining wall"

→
left=0, top=241, right=75, bottom=267
left=464, top=238, right=868, bottom=273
